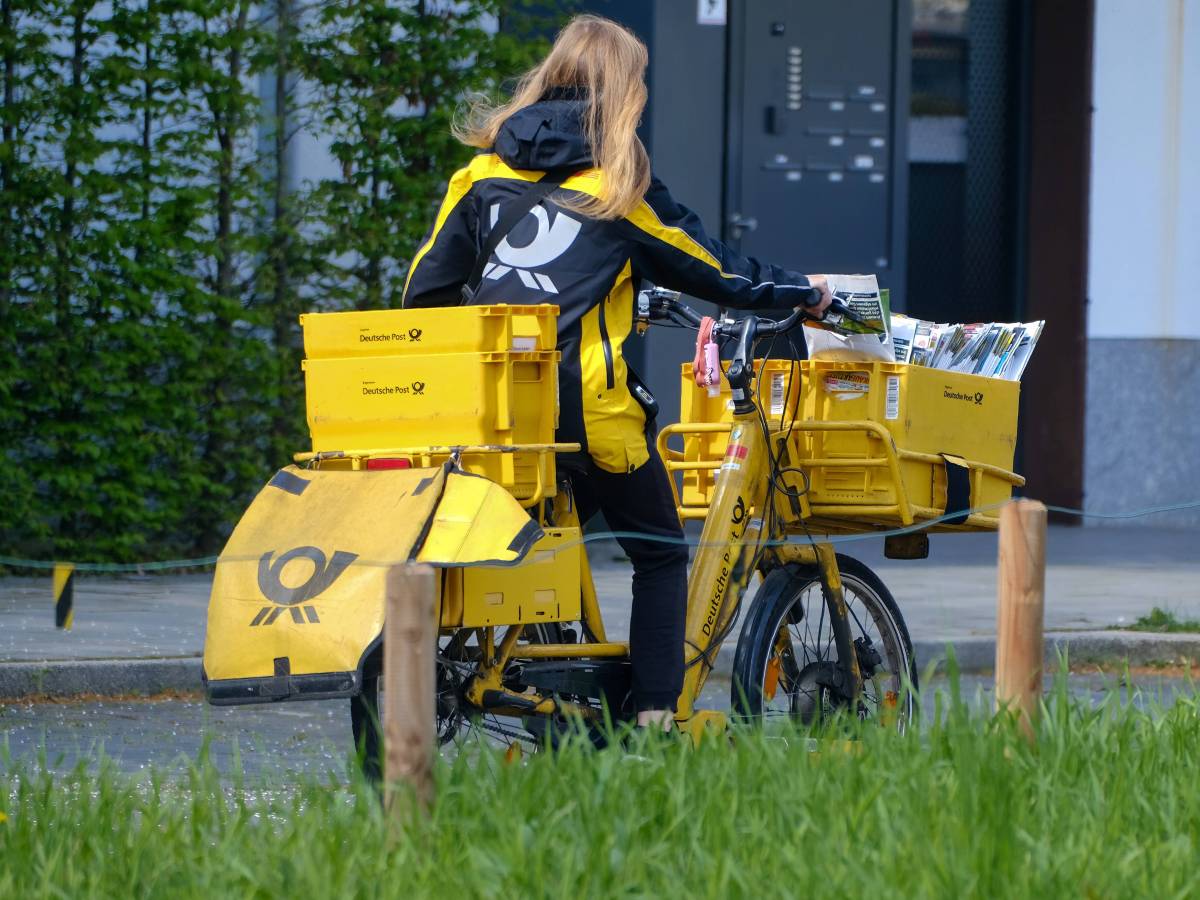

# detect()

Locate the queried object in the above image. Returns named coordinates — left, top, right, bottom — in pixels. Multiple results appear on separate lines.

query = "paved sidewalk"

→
left=1, top=526, right=1197, bottom=697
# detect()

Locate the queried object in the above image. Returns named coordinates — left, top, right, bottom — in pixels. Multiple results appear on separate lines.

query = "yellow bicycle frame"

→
left=663, top=411, right=861, bottom=730
left=450, top=406, right=863, bottom=741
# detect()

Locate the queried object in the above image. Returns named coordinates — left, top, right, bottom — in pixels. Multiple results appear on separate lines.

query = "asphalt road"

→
left=3, top=672, right=1195, bottom=779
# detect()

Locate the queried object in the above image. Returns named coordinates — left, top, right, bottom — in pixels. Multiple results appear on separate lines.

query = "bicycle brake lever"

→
left=827, top=299, right=862, bottom=321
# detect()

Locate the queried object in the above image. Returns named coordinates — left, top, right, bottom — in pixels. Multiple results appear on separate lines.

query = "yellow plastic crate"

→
left=676, top=360, right=802, bottom=506
left=303, top=349, right=559, bottom=499
left=439, top=527, right=582, bottom=627
left=667, top=359, right=1023, bottom=531
left=788, top=360, right=1020, bottom=528
left=300, top=304, right=557, bottom=359
left=304, top=350, right=558, bottom=450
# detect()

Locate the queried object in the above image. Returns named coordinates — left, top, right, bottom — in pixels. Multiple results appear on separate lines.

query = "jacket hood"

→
left=494, top=99, right=593, bottom=172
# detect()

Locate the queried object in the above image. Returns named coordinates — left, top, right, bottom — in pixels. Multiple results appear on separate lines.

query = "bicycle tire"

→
left=730, top=555, right=917, bottom=728
left=351, top=623, right=564, bottom=779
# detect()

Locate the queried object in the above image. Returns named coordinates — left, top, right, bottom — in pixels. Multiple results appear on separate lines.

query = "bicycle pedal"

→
left=675, top=709, right=729, bottom=746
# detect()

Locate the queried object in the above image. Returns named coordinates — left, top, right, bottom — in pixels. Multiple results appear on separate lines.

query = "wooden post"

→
left=384, top=563, right=436, bottom=813
left=995, top=499, right=1047, bottom=739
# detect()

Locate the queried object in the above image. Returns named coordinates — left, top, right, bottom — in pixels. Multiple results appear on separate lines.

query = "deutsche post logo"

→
left=483, top=202, right=582, bottom=294
left=250, top=546, right=358, bottom=626
left=731, top=496, right=747, bottom=525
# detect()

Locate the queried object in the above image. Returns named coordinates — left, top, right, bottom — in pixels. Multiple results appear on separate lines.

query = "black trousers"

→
left=567, top=441, right=689, bottom=712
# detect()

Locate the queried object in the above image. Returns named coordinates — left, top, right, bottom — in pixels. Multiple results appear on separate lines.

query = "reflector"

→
left=365, top=458, right=411, bottom=470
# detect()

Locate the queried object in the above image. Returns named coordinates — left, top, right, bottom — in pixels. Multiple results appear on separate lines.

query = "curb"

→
left=0, top=656, right=202, bottom=700
left=3, top=631, right=1198, bottom=701
left=911, top=631, right=1200, bottom=675
left=711, top=630, right=1200, bottom=680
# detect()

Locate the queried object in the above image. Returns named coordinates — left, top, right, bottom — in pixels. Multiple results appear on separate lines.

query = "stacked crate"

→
left=300, top=304, right=560, bottom=498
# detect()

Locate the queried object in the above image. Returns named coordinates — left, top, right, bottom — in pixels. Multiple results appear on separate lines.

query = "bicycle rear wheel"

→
left=731, top=555, right=916, bottom=729
left=351, top=624, right=564, bottom=779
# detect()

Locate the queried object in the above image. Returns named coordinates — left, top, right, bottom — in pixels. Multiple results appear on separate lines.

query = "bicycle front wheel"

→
left=731, top=555, right=916, bottom=729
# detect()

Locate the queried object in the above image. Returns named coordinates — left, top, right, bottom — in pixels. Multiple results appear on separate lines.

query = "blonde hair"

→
left=454, top=14, right=651, bottom=221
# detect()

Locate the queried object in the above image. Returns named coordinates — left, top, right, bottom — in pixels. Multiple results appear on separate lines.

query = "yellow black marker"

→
left=53, top=563, right=75, bottom=630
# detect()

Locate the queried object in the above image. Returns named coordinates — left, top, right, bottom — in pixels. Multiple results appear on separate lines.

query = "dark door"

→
left=727, top=0, right=901, bottom=284
left=906, top=0, right=1024, bottom=325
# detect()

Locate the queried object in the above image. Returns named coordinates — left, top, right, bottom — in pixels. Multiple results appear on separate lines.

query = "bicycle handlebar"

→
left=638, top=286, right=866, bottom=338
left=636, top=285, right=883, bottom=412
left=636, top=285, right=873, bottom=412
left=637, top=286, right=817, bottom=342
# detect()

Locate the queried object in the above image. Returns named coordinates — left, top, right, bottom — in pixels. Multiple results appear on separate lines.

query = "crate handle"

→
left=515, top=456, right=548, bottom=509
left=940, top=454, right=972, bottom=525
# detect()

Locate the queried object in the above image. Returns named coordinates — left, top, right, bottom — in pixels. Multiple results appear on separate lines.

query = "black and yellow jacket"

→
left=402, top=98, right=814, bottom=474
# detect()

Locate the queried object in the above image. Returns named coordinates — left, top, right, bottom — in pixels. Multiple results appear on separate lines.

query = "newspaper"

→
left=891, top=314, right=917, bottom=363
left=890, top=314, right=1044, bottom=381
left=802, top=274, right=895, bottom=362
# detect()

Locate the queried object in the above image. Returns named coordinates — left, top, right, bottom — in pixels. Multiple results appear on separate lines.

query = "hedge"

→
left=0, top=0, right=556, bottom=562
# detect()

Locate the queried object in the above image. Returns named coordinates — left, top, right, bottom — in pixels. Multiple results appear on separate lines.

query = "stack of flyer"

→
left=891, top=315, right=1044, bottom=381
left=802, top=274, right=895, bottom=363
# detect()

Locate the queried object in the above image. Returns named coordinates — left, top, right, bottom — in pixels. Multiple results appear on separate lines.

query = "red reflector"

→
left=366, top=458, right=412, bottom=470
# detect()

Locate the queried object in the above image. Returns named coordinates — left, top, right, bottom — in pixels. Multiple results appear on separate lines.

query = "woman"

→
left=403, top=14, right=832, bottom=730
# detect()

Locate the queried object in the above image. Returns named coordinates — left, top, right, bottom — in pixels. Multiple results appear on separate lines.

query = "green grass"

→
left=3, top=683, right=1200, bottom=898
left=1121, top=606, right=1200, bottom=633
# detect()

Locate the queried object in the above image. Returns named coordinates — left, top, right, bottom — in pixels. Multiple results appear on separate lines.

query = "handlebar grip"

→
left=798, top=284, right=825, bottom=307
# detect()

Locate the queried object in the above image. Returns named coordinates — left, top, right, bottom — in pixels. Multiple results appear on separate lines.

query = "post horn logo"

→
left=731, top=496, right=747, bottom=525
left=411, top=380, right=426, bottom=395
left=251, top=546, right=358, bottom=626
left=974, top=392, right=984, bottom=405
left=408, top=328, right=422, bottom=341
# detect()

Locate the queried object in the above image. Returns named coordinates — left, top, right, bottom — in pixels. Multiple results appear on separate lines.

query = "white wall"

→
left=1088, top=0, right=1200, bottom=339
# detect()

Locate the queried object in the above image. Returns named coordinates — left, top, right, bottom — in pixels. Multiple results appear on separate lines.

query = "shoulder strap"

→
left=461, top=169, right=571, bottom=303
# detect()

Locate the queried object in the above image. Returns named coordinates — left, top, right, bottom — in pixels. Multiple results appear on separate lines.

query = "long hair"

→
left=454, top=14, right=651, bottom=221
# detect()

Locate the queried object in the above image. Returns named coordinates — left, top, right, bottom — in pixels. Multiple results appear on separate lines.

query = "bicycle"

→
left=205, top=285, right=1026, bottom=762
left=344, top=290, right=918, bottom=758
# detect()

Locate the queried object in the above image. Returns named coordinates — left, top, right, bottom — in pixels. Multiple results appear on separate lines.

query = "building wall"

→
left=1085, top=0, right=1200, bottom=526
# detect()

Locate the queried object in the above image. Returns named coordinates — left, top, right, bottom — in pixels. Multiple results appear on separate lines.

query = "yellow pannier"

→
left=203, top=463, right=547, bottom=704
